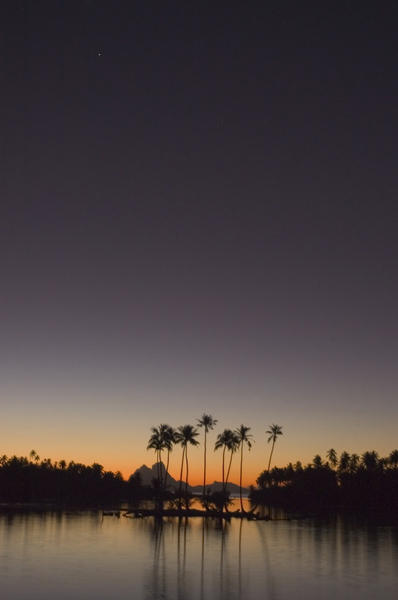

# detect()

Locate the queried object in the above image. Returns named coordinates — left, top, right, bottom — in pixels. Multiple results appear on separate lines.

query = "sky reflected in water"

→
left=1, top=510, right=397, bottom=599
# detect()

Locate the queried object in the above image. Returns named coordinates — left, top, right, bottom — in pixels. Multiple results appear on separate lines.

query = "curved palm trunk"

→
left=164, top=450, right=170, bottom=491
left=178, top=447, right=185, bottom=509
left=221, top=446, right=226, bottom=491
left=156, top=451, right=161, bottom=483
left=159, top=450, right=163, bottom=487
left=267, top=439, right=276, bottom=473
left=202, top=429, right=207, bottom=503
left=218, top=445, right=226, bottom=513
left=225, top=450, right=234, bottom=489
left=224, top=450, right=235, bottom=513
left=239, top=443, right=244, bottom=512
left=155, top=450, right=163, bottom=512
left=185, top=445, right=189, bottom=508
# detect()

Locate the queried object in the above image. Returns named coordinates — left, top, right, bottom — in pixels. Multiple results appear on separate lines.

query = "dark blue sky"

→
left=1, top=1, right=397, bottom=479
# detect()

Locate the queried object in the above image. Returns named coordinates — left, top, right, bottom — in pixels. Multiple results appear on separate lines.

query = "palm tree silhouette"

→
left=29, top=449, right=40, bottom=464
left=338, top=451, right=350, bottom=473
left=197, top=414, right=218, bottom=505
left=313, top=454, right=323, bottom=468
left=214, top=429, right=234, bottom=492
left=235, top=425, right=253, bottom=512
left=361, top=450, right=379, bottom=471
left=326, top=448, right=338, bottom=468
left=147, top=426, right=166, bottom=486
left=175, top=424, right=200, bottom=508
left=215, top=429, right=239, bottom=511
left=349, top=453, right=360, bottom=473
left=147, top=424, right=176, bottom=489
left=224, top=431, right=239, bottom=492
left=266, top=424, right=283, bottom=473
left=389, top=449, right=398, bottom=468
left=160, top=425, right=176, bottom=490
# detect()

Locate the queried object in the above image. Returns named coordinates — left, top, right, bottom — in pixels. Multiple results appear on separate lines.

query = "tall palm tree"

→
left=326, top=448, right=338, bottom=468
left=148, top=424, right=176, bottom=487
left=174, top=424, right=200, bottom=508
left=266, top=424, right=283, bottom=473
left=147, top=426, right=165, bottom=485
left=160, top=425, right=176, bottom=490
left=197, top=413, right=218, bottom=503
left=215, top=429, right=233, bottom=492
left=224, top=431, right=240, bottom=492
left=215, top=428, right=239, bottom=513
left=235, top=425, right=253, bottom=512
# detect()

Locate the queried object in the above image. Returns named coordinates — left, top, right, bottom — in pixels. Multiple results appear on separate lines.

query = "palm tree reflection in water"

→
left=176, top=517, right=189, bottom=600
left=200, top=518, right=206, bottom=600
left=220, top=519, right=225, bottom=598
left=149, top=518, right=166, bottom=599
left=146, top=514, right=393, bottom=600
left=146, top=516, right=248, bottom=600
left=238, top=519, right=243, bottom=599
left=255, top=521, right=276, bottom=600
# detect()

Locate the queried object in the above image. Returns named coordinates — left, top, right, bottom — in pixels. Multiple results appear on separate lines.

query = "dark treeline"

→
left=0, top=451, right=146, bottom=505
left=250, top=449, right=398, bottom=516
left=0, top=452, right=233, bottom=513
left=3, top=446, right=398, bottom=518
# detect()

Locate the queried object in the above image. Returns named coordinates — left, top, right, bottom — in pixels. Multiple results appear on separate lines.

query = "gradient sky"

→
left=2, top=2, right=397, bottom=485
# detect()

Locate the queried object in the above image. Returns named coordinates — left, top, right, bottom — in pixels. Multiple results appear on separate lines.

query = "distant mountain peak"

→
left=133, top=463, right=248, bottom=493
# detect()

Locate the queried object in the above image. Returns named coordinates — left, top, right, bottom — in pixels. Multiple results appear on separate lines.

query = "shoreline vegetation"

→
left=252, top=449, right=398, bottom=519
left=1, top=416, right=397, bottom=521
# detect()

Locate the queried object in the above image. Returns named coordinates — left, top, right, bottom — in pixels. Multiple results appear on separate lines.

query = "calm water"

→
left=1, top=508, right=397, bottom=600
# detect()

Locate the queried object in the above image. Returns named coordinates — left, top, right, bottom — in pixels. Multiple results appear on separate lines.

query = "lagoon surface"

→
left=1, top=508, right=397, bottom=600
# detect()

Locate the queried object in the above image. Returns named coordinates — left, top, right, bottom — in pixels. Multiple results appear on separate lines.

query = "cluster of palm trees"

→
left=147, top=415, right=284, bottom=512
left=324, top=448, right=398, bottom=472
left=0, top=452, right=126, bottom=503
left=257, top=447, right=398, bottom=489
left=257, top=448, right=398, bottom=491
left=253, top=446, right=398, bottom=514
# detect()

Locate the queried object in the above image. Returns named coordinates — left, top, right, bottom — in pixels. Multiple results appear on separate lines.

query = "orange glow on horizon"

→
left=5, top=423, right=398, bottom=490
left=115, top=460, right=267, bottom=488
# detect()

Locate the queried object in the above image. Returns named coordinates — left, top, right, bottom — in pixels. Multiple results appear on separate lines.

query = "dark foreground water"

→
left=1, top=508, right=397, bottom=600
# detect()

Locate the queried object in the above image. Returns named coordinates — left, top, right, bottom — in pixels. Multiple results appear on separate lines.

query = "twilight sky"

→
left=1, top=1, right=397, bottom=485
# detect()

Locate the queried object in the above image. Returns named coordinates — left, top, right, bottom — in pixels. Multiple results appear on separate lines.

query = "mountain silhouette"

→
left=133, top=463, right=249, bottom=495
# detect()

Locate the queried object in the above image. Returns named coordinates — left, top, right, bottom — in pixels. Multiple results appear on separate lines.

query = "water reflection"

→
left=1, top=510, right=398, bottom=600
